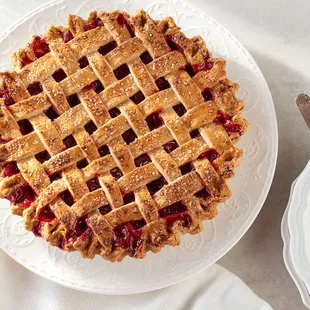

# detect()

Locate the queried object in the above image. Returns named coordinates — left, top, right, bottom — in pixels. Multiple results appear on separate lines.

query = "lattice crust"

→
left=0, top=9, right=248, bottom=262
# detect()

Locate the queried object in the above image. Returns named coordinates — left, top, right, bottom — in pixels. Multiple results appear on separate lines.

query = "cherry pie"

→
left=0, top=9, right=248, bottom=261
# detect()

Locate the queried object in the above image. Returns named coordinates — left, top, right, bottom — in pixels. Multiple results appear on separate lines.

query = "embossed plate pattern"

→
left=0, top=0, right=278, bottom=294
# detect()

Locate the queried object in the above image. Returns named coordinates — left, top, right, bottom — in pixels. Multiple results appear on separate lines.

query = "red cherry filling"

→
left=159, top=202, right=192, bottom=227
left=44, top=106, right=59, bottom=120
left=182, top=64, right=196, bottom=78
left=98, top=145, right=110, bottom=157
left=116, top=14, right=135, bottom=37
left=78, top=56, right=89, bottom=68
left=98, top=41, right=118, bottom=56
left=52, top=69, right=67, bottom=82
left=84, top=120, right=97, bottom=135
left=197, top=148, right=219, bottom=162
left=57, top=237, right=65, bottom=250
left=2, top=162, right=19, bottom=177
left=165, top=35, right=184, bottom=52
left=67, top=94, right=80, bottom=107
left=32, top=223, right=41, bottom=237
left=49, top=172, right=62, bottom=183
left=33, top=206, right=56, bottom=237
left=63, top=30, right=73, bottom=43
left=159, top=201, right=185, bottom=216
left=6, top=184, right=37, bottom=208
left=155, top=77, right=170, bottom=91
left=173, top=103, right=187, bottom=116
left=195, top=188, right=211, bottom=200
left=21, top=55, right=33, bottom=68
left=113, top=219, right=146, bottom=254
left=130, top=91, right=145, bottom=104
left=77, top=159, right=88, bottom=169
left=123, top=191, right=135, bottom=204
left=180, top=162, right=194, bottom=175
left=83, top=84, right=92, bottom=92
left=60, top=190, right=74, bottom=206
left=110, top=167, right=123, bottom=180
left=140, top=51, right=153, bottom=64
left=63, top=135, right=77, bottom=149
left=32, top=36, right=50, bottom=58
left=86, top=178, right=101, bottom=192
left=122, top=128, right=137, bottom=144
left=37, top=206, right=56, bottom=222
left=134, top=153, right=151, bottom=167
left=214, top=110, right=242, bottom=135
left=116, top=14, right=128, bottom=26
left=202, top=88, right=214, bottom=101
left=114, top=64, right=130, bottom=80
left=84, top=18, right=103, bottom=31
left=190, top=129, right=200, bottom=138
left=65, top=215, right=90, bottom=243
left=74, top=216, right=89, bottom=237
left=163, top=140, right=179, bottom=153
left=99, top=205, right=112, bottom=215
left=18, top=119, right=34, bottom=135
left=91, top=80, right=104, bottom=93
left=35, top=150, right=51, bottom=163
left=145, top=109, right=164, bottom=131
left=109, top=108, right=121, bottom=118
left=27, top=82, right=43, bottom=96
left=191, top=58, right=214, bottom=74
left=0, top=86, right=15, bottom=106
left=147, top=176, right=167, bottom=196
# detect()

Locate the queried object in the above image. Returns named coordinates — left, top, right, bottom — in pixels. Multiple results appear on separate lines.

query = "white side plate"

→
left=287, top=161, right=310, bottom=305
left=282, top=174, right=310, bottom=309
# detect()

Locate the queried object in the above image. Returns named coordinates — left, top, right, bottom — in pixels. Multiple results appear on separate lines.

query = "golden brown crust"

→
left=0, top=9, right=248, bottom=262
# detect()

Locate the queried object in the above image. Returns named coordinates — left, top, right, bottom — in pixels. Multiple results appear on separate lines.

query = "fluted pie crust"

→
left=0, top=9, right=248, bottom=262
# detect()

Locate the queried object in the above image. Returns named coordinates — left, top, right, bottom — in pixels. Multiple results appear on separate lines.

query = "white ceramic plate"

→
left=0, top=0, right=278, bottom=294
left=281, top=174, right=310, bottom=309
left=287, top=161, right=310, bottom=304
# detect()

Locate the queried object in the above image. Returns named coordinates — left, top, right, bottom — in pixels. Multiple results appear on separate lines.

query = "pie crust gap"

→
left=0, top=9, right=248, bottom=262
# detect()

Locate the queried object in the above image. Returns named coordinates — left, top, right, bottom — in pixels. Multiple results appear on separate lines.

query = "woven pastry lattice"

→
left=0, top=9, right=248, bottom=261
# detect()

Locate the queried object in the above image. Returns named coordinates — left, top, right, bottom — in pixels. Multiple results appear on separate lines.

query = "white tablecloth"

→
left=0, top=250, right=271, bottom=310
